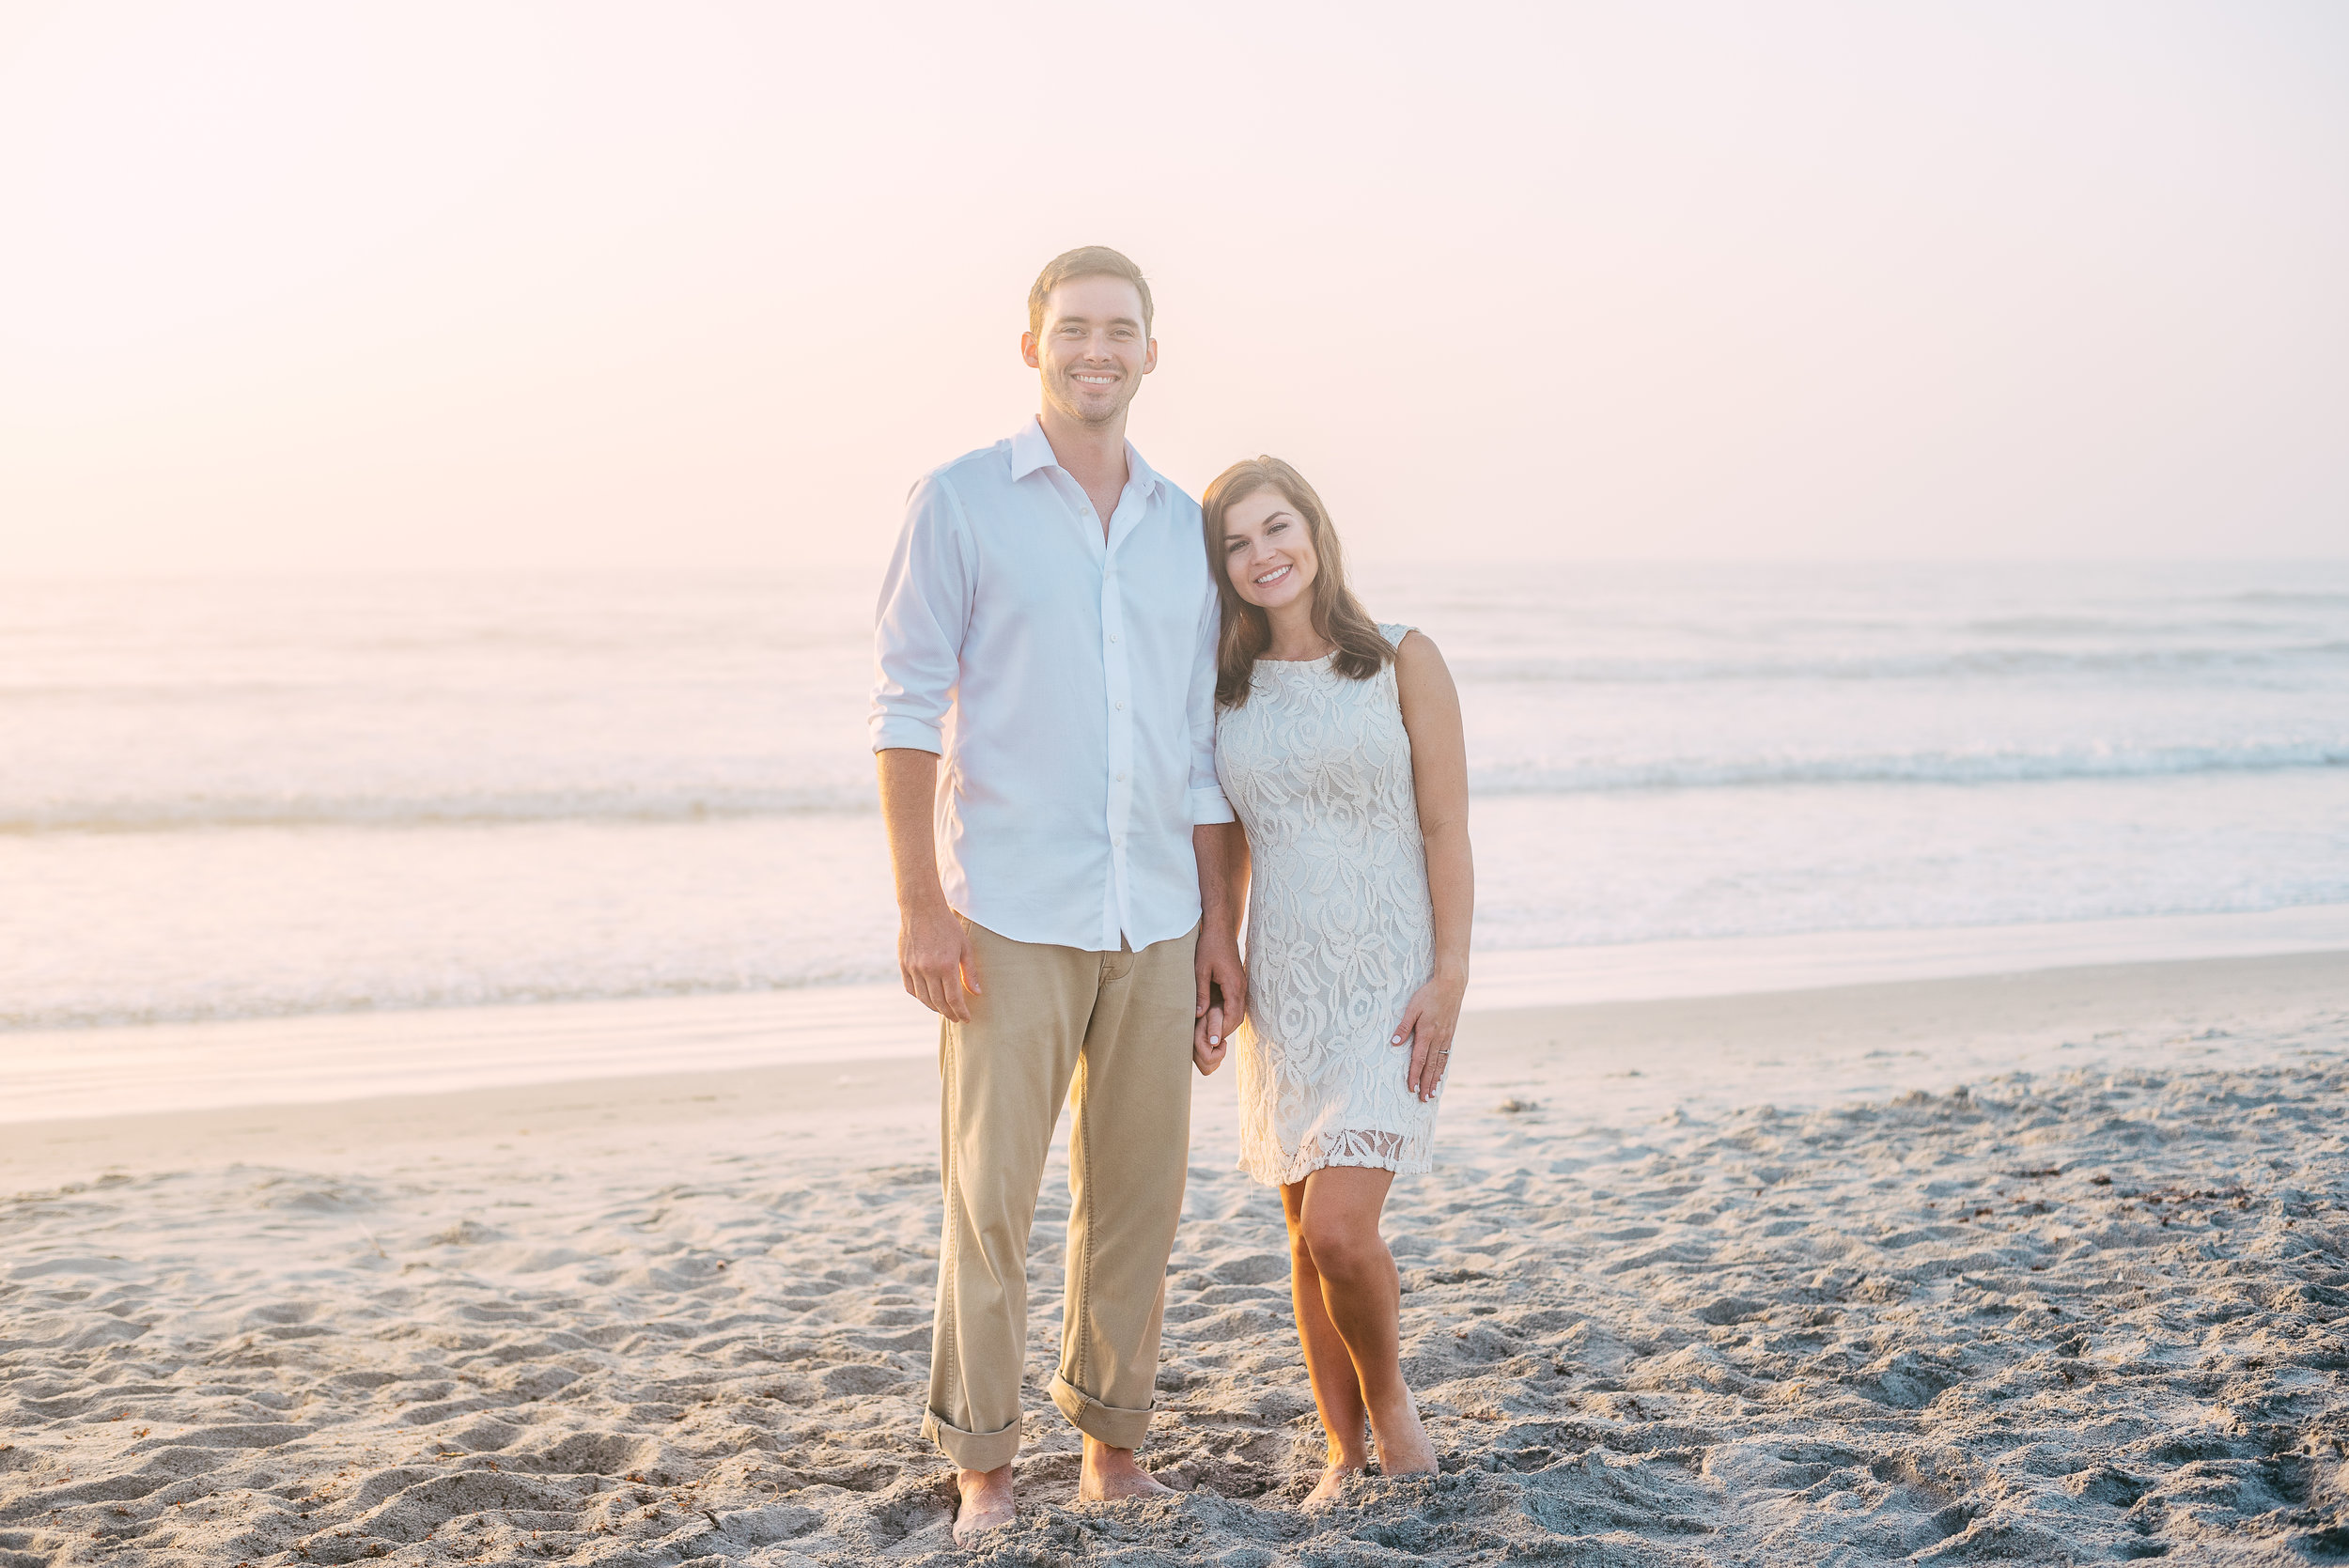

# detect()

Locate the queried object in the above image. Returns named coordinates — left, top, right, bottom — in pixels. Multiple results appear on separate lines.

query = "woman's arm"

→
left=1392, top=630, right=1473, bottom=1100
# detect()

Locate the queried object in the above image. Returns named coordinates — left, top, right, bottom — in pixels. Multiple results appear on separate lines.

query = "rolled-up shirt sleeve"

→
left=869, top=475, right=971, bottom=754
left=1186, top=584, right=1237, bottom=825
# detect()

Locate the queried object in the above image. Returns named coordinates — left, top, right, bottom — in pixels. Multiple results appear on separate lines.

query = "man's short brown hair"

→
left=1028, top=246, right=1154, bottom=338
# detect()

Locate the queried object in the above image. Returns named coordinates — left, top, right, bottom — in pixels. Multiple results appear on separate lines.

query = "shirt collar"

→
left=1007, top=415, right=1163, bottom=500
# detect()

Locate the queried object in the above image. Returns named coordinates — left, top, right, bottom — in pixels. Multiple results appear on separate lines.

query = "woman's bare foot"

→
left=953, top=1465, right=1017, bottom=1546
left=1077, top=1436, right=1176, bottom=1501
left=1304, top=1461, right=1363, bottom=1508
left=1367, top=1391, right=1438, bottom=1477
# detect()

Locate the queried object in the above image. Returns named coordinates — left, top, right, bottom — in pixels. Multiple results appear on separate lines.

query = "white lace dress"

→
left=1216, top=624, right=1440, bottom=1186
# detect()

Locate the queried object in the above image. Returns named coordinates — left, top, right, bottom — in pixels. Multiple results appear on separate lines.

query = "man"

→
left=868, top=246, right=1248, bottom=1545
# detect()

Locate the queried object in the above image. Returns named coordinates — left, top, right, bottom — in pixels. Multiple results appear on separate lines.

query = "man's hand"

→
left=1193, top=933, right=1246, bottom=1075
left=878, top=749, right=982, bottom=1021
left=901, top=902, right=982, bottom=1022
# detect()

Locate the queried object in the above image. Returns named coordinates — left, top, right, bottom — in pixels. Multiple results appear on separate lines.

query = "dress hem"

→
left=1237, top=1151, right=1434, bottom=1188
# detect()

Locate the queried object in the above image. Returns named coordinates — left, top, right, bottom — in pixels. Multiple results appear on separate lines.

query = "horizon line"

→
left=7, top=553, right=2349, bottom=583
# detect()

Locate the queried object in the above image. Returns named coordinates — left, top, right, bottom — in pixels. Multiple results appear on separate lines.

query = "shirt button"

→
left=1115, top=701, right=1125, bottom=710
left=1109, top=633, right=1119, bottom=644
left=1115, top=771, right=1127, bottom=782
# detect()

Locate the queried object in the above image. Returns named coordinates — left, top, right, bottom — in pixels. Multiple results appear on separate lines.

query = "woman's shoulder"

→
left=1389, top=626, right=1455, bottom=706
left=1379, top=622, right=1439, bottom=661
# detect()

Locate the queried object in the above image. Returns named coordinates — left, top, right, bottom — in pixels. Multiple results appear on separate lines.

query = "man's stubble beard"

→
left=1047, top=366, right=1141, bottom=431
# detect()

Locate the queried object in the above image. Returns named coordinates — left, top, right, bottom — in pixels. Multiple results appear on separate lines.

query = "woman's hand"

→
left=1193, top=1007, right=1228, bottom=1076
left=1392, top=970, right=1467, bottom=1101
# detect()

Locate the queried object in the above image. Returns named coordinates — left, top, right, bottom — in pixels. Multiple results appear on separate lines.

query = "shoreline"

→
left=6, top=902, right=2347, bottom=1128
left=8, top=947, right=2342, bottom=1190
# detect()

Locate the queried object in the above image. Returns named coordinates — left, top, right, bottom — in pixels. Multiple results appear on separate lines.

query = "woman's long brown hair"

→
left=1201, top=457, right=1393, bottom=707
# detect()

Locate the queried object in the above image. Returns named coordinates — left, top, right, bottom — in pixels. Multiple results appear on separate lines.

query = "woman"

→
left=1193, top=456, right=1473, bottom=1503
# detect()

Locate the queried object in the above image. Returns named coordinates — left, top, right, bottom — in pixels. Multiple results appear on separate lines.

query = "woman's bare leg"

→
left=1295, top=1167, right=1437, bottom=1480
left=1282, top=1178, right=1370, bottom=1500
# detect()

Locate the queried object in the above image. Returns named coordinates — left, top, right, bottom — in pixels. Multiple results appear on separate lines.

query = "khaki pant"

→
left=923, top=918, right=1198, bottom=1471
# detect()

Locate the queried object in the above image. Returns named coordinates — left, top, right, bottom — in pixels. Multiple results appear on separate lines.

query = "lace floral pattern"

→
left=1216, top=624, right=1440, bottom=1186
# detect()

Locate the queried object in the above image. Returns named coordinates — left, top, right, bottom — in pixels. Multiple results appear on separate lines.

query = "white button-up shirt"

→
left=869, top=418, right=1234, bottom=953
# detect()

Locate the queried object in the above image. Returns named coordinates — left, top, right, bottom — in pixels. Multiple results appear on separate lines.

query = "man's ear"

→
left=1020, top=331, right=1041, bottom=370
left=1142, top=336, right=1158, bottom=375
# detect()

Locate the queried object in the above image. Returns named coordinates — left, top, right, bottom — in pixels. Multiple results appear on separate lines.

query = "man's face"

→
left=1021, top=274, right=1157, bottom=428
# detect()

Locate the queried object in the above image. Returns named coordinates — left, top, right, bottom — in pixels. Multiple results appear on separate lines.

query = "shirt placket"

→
left=1100, top=535, right=1135, bottom=950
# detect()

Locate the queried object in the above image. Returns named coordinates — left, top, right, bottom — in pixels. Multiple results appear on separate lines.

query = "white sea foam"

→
left=6, top=737, right=2337, bottom=834
left=1469, top=738, right=2347, bottom=794
left=0, top=784, right=871, bottom=833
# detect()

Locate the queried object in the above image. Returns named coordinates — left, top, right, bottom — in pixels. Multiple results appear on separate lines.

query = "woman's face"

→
left=1221, top=486, right=1318, bottom=613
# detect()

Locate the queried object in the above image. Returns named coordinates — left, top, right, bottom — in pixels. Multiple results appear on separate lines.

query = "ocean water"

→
left=3, top=561, right=2346, bottom=1037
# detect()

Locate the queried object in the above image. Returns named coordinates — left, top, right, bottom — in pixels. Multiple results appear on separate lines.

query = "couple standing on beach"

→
left=869, top=246, right=1474, bottom=1545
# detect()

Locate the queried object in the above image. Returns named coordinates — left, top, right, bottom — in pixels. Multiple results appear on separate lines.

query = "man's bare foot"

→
left=1078, top=1436, right=1176, bottom=1501
left=1368, top=1391, right=1438, bottom=1477
left=1304, top=1461, right=1363, bottom=1508
left=953, top=1465, right=1016, bottom=1546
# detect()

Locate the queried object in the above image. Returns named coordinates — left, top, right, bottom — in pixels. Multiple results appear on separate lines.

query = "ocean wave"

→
left=2225, top=590, right=2349, bottom=608
left=1469, top=741, right=2348, bottom=795
left=5, top=743, right=2341, bottom=833
left=1448, top=644, right=2349, bottom=684
left=0, top=784, right=876, bottom=835
left=0, top=967, right=900, bottom=1033
left=1955, top=615, right=2294, bottom=637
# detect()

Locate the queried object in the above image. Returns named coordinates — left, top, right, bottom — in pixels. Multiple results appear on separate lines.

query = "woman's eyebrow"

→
left=1224, top=509, right=1297, bottom=544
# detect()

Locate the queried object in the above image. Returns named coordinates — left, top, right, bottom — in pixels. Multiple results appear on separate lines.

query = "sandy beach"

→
left=5, top=951, right=2346, bottom=1566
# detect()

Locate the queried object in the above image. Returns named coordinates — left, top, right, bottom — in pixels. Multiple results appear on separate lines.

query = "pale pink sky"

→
left=1, top=0, right=2343, bottom=573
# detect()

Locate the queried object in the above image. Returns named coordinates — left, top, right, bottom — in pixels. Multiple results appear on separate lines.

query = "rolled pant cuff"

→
left=923, top=1408, right=1021, bottom=1472
left=1049, top=1374, right=1156, bottom=1451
